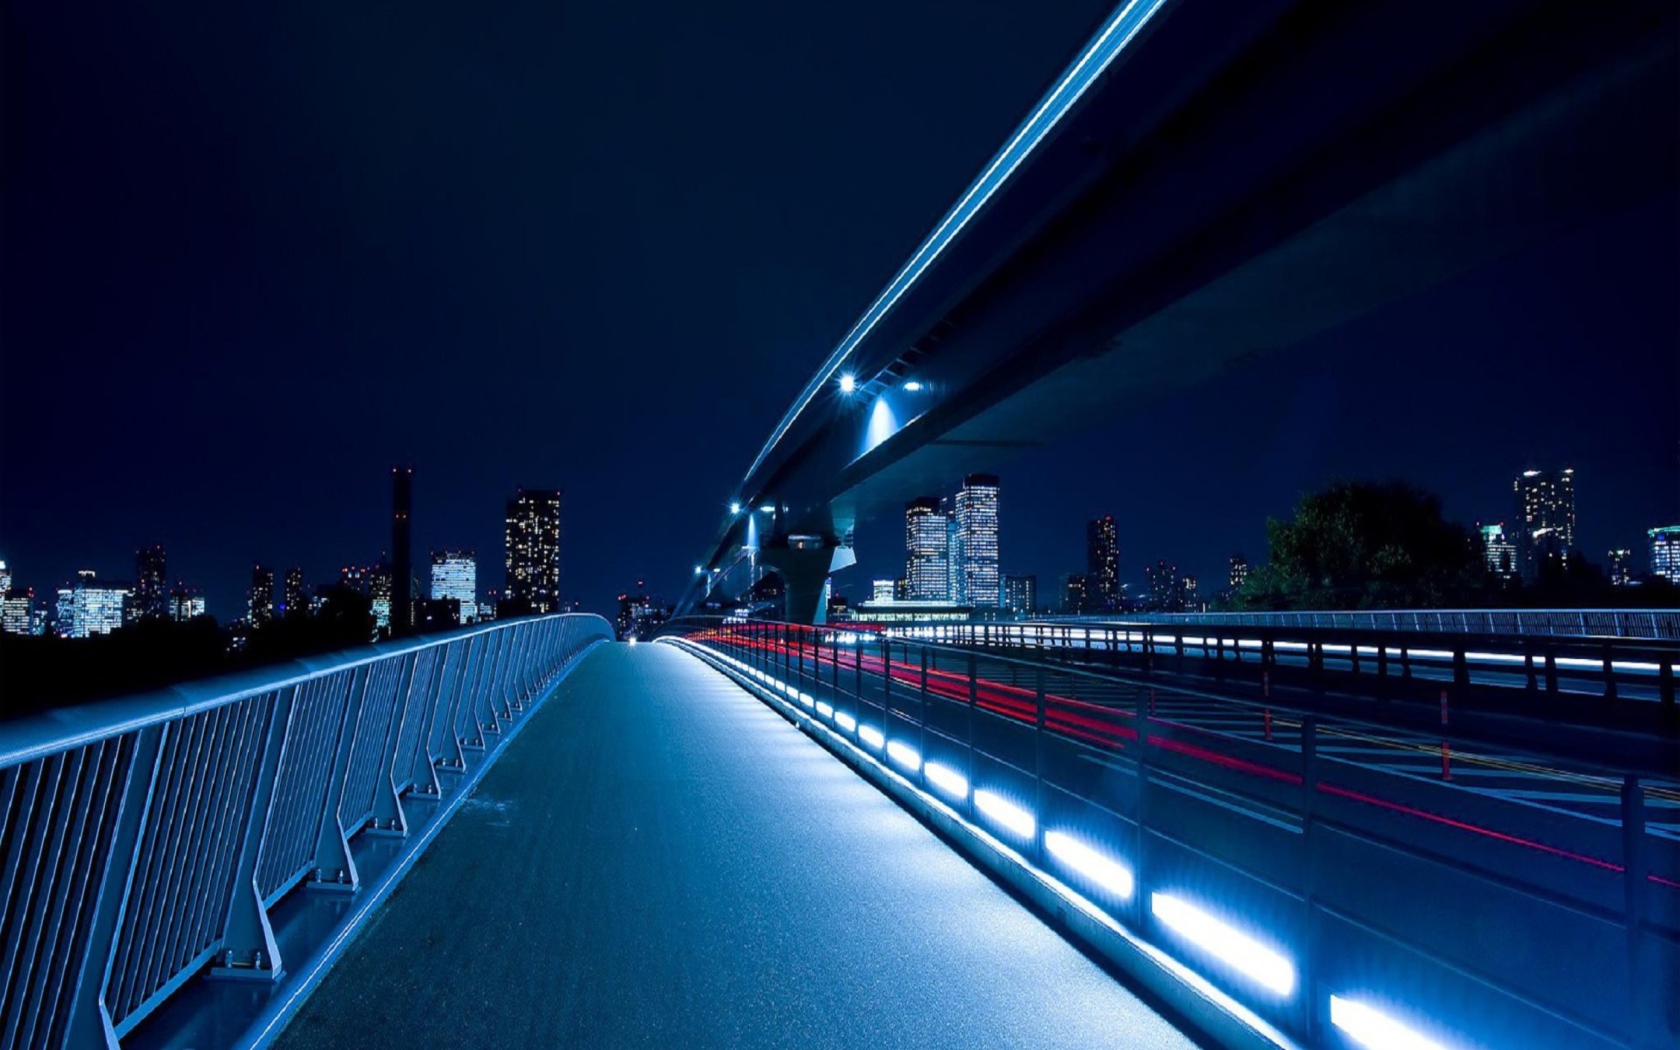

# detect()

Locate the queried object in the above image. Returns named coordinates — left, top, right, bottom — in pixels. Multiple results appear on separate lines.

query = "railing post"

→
left=919, top=646, right=930, bottom=784
left=309, top=668, right=367, bottom=893
left=63, top=727, right=167, bottom=1050
left=1622, top=776, right=1653, bottom=1050
left=1133, top=682, right=1151, bottom=931
left=1033, top=662, right=1046, bottom=865
left=1301, top=715, right=1322, bottom=1042
left=212, top=689, right=293, bottom=981
left=372, top=655, right=416, bottom=836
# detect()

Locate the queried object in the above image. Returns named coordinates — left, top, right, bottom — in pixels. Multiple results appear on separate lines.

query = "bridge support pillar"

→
left=759, top=540, right=852, bottom=625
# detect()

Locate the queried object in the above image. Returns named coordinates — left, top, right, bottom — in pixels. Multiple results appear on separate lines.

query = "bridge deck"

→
left=275, top=641, right=1201, bottom=1049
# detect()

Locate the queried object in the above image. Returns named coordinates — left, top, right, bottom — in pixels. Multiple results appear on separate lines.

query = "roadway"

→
left=722, top=630, right=1680, bottom=841
left=273, top=641, right=1206, bottom=1050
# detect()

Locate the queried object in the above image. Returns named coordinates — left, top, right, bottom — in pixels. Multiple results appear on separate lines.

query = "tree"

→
left=1237, top=481, right=1483, bottom=610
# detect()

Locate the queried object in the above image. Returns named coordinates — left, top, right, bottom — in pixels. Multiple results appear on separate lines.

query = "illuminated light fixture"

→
left=694, top=565, right=704, bottom=575
left=1044, top=831, right=1134, bottom=899
left=839, top=373, right=857, bottom=394
left=903, top=380, right=923, bottom=392
left=886, top=740, right=921, bottom=771
left=798, top=692, right=815, bottom=709
left=1330, top=998, right=1451, bottom=1050
left=758, top=505, right=776, bottom=514
left=834, top=711, right=858, bottom=731
left=858, top=725, right=885, bottom=749
left=730, top=502, right=742, bottom=515
left=1150, top=893, right=1295, bottom=996
left=627, top=637, right=638, bottom=647
left=816, top=701, right=834, bottom=718
left=973, top=789, right=1035, bottom=839
left=923, top=762, right=968, bottom=799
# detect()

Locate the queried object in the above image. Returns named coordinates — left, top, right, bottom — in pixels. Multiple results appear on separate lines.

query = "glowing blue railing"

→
left=0, top=613, right=610, bottom=1050
left=669, top=620, right=1679, bottom=1050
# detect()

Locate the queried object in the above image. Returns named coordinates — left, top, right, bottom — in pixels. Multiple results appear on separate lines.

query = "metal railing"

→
left=0, top=613, right=610, bottom=1050
left=1063, top=608, right=1680, bottom=639
left=667, top=618, right=1679, bottom=1050
left=888, top=620, right=1680, bottom=738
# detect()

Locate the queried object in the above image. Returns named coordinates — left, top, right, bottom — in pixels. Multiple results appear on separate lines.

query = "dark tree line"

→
left=1228, top=480, right=1677, bottom=611
left=0, top=585, right=378, bottom=721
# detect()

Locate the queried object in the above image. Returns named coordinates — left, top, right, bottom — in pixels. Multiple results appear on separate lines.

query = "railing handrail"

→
left=0, top=614, right=583, bottom=770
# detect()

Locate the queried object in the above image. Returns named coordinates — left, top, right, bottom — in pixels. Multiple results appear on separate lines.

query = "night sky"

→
left=4, top=0, right=1676, bottom=618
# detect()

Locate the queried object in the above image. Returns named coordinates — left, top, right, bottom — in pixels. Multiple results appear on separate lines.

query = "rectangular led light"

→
left=1150, top=893, right=1295, bottom=996
left=923, top=762, right=969, bottom=799
left=815, top=701, right=834, bottom=718
left=858, top=725, right=884, bottom=749
left=1330, top=997, right=1450, bottom=1050
left=973, top=789, right=1035, bottom=839
left=834, top=711, right=857, bottom=731
left=1044, top=831, right=1134, bottom=899
left=886, top=740, right=921, bottom=771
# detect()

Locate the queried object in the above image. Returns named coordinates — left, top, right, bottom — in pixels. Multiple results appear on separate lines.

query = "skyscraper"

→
left=3, top=587, right=35, bottom=636
left=1086, top=516, right=1119, bottom=610
left=1513, top=468, right=1576, bottom=581
left=134, top=544, right=168, bottom=621
left=1651, top=526, right=1680, bottom=582
left=954, top=474, right=1000, bottom=607
left=1002, top=574, right=1037, bottom=616
left=391, top=467, right=413, bottom=636
left=170, top=587, right=206, bottom=621
left=370, top=562, right=393, bottom=633
left=1608, top=549, right=1634, bottom=587
left=1228, top=553, right=1250, bottom=593
left=903, top=497, right=950, bottom=601
left=0, top=559, right=12, bottom=595
left=1145, top=560, right=1179, bottom=612
left=1478, top=523, right=1519, bottom=581
left=249, top=565, right=276, bottom=626
left=1059, top=574, right=1088, bottom=615
left=56, top=570, right=127, bottom=638
left=506, top=488, right=562, bottom=613
left=431, top=550, right=478, bottom=623
left=281, top=567, right=307, bottom=618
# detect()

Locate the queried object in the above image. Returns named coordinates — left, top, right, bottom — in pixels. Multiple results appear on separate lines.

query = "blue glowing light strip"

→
left=740, top=0, right=1174, bottom=484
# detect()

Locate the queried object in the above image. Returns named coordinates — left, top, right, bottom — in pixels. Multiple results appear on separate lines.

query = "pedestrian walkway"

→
left=275, top=642, right=1203, bottom=1049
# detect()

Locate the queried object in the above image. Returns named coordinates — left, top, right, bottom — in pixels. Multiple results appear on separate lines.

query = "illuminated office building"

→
left=170, top=588, right=206, bottom=622
left=1002, top=574, right=1037, bottom=616
left=371, top=563, right=393, bottom=632
left=1478, top=523, right=1520, bottom=581
left=0, top=559, right=11, bottom=596
left=1059, top=574, right=1088, bottom=615
left=1513, top=468, right=1576, bottom=580
left=1607, top=549, right=1633, bottom=587
left=3, top=588, right=35, bottom=636
left=249, top=565, right=276, bottom=626
left=1228, top=553, right=1249, bottom=592
left=872, top=579, right=897, bottom=604
left=1651, top=526, right=1680, bottom=582
left=281, top=567, right=307, bottom=618
left=904, top=497, right=950, bottom=601
left=1086, top=517, right=1119, bottom=609
left=391, top=467, right=413, bottom=636
left=954, top=474, right=1000, bottom=607
left=134, top=545, right=168, bottom=621
left=57, top=570, right=127, bottom=638
left=431, top=550, right=478, bottom=623
left=506, top=488, right=562, bottom=613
